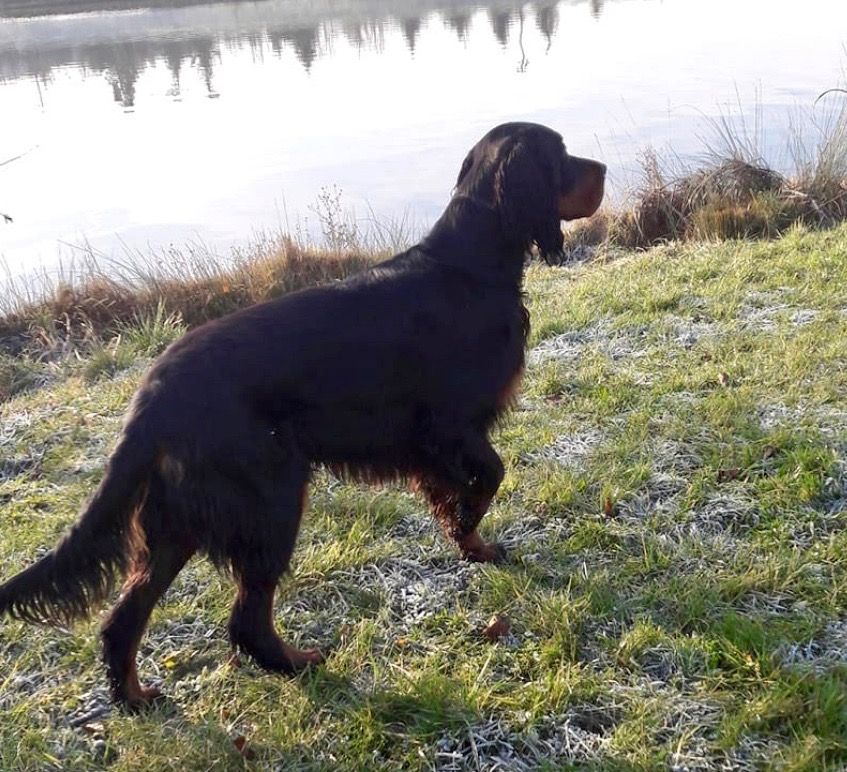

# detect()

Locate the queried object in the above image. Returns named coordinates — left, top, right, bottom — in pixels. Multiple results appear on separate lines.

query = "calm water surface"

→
left=0, top=0, right=845, bottom=277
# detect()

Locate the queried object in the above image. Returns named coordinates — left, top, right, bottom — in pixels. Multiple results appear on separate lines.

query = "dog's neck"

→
left=419, top=196, right=527, bottom=289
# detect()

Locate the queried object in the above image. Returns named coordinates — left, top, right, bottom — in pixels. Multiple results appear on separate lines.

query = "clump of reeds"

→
left=0, top=183, right=424, bottom=366
left=0, top=234, right=382, bottom=360
left=564, top=94, right=847, bottom=253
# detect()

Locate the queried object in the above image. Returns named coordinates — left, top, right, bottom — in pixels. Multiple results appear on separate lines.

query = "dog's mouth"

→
left=557, top=157, right=606, bottom=221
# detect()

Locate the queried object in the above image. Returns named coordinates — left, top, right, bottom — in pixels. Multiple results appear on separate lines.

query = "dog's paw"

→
left=116, top=684, right=165, bottom=713
left=459, top=532, right=508, bottom=563
left=467, top=542, right=508, bottom=563
left=284, top=645, right=325, bottom=672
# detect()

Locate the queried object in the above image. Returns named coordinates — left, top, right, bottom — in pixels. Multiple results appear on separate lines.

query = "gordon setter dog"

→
left=0, top=122, right=605, bottom=708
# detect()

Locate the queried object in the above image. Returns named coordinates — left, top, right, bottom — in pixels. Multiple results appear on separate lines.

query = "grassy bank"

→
left=4, top=100, right=847, bottom=395
left=2, top=223, right=847, bottom=769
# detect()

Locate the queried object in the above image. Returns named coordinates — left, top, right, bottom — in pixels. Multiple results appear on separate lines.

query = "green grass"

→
left=3, top=224, right=847, bottom=769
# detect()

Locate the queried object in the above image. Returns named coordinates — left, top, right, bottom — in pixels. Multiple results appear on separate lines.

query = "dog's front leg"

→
left=413, top=432, right=506, bottom=563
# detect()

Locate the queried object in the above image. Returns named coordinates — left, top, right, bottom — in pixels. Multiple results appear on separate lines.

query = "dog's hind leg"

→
left=226, top=451, right=323, bottom=673
left=414, top=431, right=506, bottom=563
left=101, top=534, right=194, bottom=709
left=228, top=572, right=324, bottom=673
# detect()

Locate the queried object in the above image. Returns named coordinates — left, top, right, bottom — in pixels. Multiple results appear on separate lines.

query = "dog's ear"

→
left=455, top=149, right=475, bottom=189
left=494, top=132, right=564, bottom=260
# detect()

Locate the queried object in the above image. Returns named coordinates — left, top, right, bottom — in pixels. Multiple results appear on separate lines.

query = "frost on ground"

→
left=529, top=320, right=650, bottom=365
left=522, top=429, right=603, bottom=469
left=758, top=402, right=847, bottom=438
left=66, top=686, right=114, bottom=728
left=430, top=685, right=772, bottom=772
left=662, top=315, right=721, bottom=349
left=757, top=402, right=808, bottom=430
left=527, top=331, right=586, bottom=364
left=737, top=302, right=792, bottom=331
left=688, top=489, right=759, bottom=537
left=277, top=555, right=485, bottom=640
left=0, top=396, right=127, bottom=480
left=432, top=710, right=607, bottom=771
left=780, top=618, right=847, bottom=673
left=740, top=305, right=820, bottom=331
left=616, top=472, right=685, bottom=522
left=357, top=557, right=481, bottom=632
left=0, top=408, right=35, bottom=441
left=0, top=451, right=43, bottom=481
left=673, top=735, right=785, bottom=772
left=737, top=288, right=820, bottom=332
left=495, top=514, right=573, bottom=556
left=652, top=438, right=703, bottom=477
left=0, top=408, right=48, bottom=481
left=530, top=311, right=726, bottom=368
left=613, top=438, right=700, bottom=523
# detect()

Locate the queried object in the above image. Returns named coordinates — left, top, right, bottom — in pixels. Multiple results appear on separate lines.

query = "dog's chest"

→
left=447, top=304, right=527, bottom=407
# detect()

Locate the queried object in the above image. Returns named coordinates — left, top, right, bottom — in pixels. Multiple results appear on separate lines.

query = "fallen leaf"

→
left=233, top=735, right=255, bottom=760
left=717, top=467, right=742, bottom=483
left=602, top=496, right=616, bottom=518
left=718, top=371, right=730, bottom=386
left=483, top=614, right=511, bottom=642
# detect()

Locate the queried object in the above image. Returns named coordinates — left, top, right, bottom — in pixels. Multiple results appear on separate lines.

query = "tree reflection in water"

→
left=0, top=0, right=605, bottom=106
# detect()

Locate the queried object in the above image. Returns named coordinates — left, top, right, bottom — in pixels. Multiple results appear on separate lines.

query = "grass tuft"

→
left=564, top=98, right=847, bottom=253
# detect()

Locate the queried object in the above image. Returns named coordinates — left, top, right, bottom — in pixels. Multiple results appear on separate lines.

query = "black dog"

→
left=0, top=122, right=605, bottom=708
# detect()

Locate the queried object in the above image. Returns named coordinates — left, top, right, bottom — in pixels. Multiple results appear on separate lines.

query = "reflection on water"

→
left=1, top=0, right=597, bottom=107
left=0, top=0, right=845, bottom=275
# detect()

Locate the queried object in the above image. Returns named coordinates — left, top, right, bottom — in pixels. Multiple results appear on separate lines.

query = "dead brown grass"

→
left=0, top=234, right=382, bottom=360
left=564, top=152, right=847, bottom=254
left=564, top=97, right=847, bottom=254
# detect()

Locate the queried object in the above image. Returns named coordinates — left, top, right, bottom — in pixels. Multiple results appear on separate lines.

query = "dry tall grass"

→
left=0, top=234, right=382, bottom=360
left=564, top=96, right=847, bottom=252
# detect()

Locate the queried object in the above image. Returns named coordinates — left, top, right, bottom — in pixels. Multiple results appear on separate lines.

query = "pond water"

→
left=0, top=0, right=845, bottom=278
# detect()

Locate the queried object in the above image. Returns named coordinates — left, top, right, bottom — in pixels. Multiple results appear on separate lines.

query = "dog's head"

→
left=455, top=122, right=605, bottom=261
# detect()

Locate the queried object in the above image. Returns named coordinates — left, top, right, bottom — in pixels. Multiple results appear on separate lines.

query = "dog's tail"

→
left=0, top=428, right=154, bottom=626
